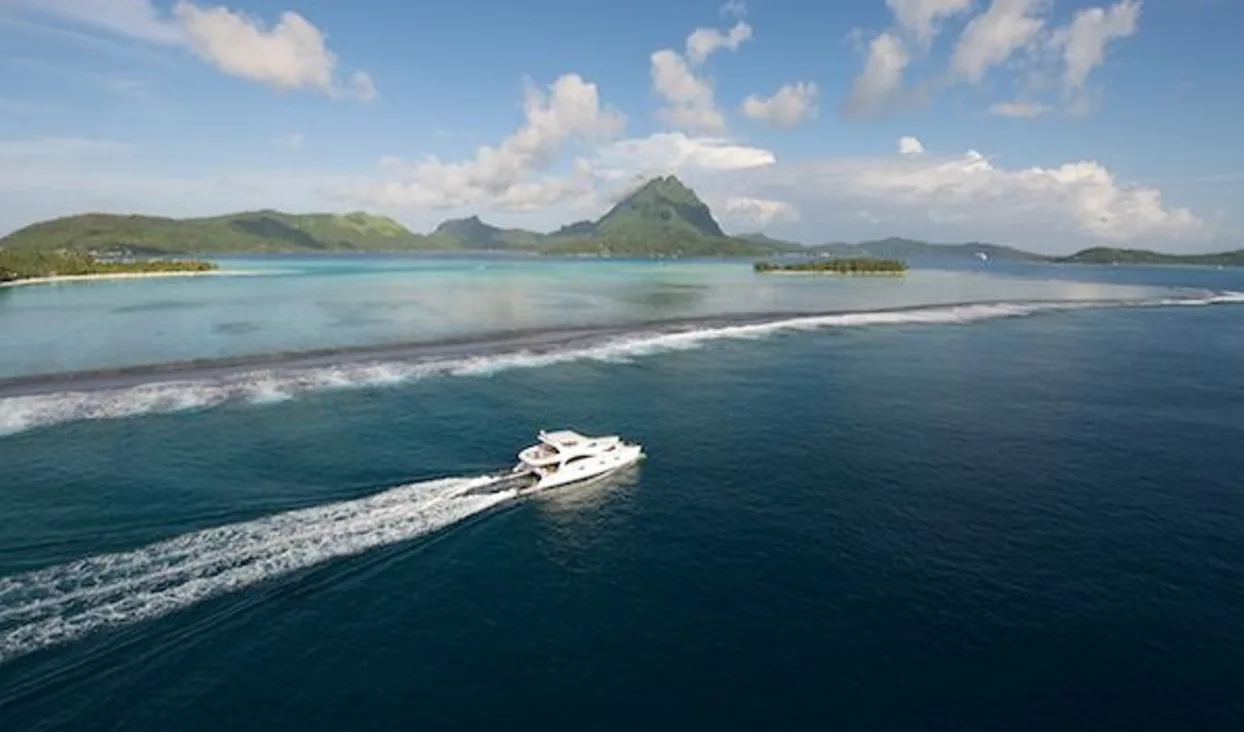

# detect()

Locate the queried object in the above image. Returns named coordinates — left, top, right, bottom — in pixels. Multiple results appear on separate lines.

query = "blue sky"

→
left=0, top=0, right=1240, bottom=252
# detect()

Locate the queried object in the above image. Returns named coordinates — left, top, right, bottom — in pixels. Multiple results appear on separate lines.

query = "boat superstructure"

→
left=512, top=429, right=644, bottom=492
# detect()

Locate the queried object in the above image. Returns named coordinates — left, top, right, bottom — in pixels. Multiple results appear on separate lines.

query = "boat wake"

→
left=0, top=475, right=515, bottom=666
left=1, top=293, right=1241, bottom=436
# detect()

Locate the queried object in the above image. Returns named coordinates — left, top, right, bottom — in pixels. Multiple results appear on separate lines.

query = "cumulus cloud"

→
left=885, top=0, right=974, bottom=45
left=847, top=0, right=1141, bottom=118
left=172, top=3, right=374, bottom=98
left=715, top=138, right=1205, bottom=246
left=741, top=82, right=819, bottom=127
left=651, top=15, right=756, bottom=135
left=650, top=50, right=727, bottom=135
left=989, top=100, right=1051, bottom=117
left=359, top=74, right=624, bottom=210
left=685, top=21, right=754, bottom=65
left=843, top=32, right=911, bottom=119
left=950, top=0, right=1048, bottom=84
left=1050, top=0, right=1140, bottom=90
left=4, top=0, right=376, bottom=99
left=722, top=197, right=799, bottom=226
left=898, top=136, right=925, bottom=155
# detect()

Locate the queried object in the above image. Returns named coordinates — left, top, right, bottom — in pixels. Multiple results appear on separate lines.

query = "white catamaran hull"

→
left=516, top=444, right=644, bottom=493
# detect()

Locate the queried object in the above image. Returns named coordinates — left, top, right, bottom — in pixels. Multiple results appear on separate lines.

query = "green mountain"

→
left=540, top=175, right=781, bottom=256
left=431, top=215, right=545, bottom=250
left=809, top=236, right=1048, bottom=262
left=0, top=210, right=441, bottom=255
left=739, top=232, right=803, bottom=251
left=594, top=175, right=725, bottom=238
left=1055, top=246, right=1244, bottom=266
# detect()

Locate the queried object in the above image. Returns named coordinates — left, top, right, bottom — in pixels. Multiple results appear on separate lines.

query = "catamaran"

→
left=510, top=429, right=644, bottom=493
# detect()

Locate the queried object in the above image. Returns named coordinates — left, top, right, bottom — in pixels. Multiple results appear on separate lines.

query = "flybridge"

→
left=510, top=429, right=645, bottom=493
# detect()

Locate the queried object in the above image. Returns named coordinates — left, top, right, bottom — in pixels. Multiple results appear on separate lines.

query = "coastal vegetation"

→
left=0, top=250, right=216, bottom=284
left=797, top=237, right=1046, bottom=262
left=1053, top=247, right=1244, bottom=266
left=0, top=210, right=439, bottom=256
left=754, top=258, right=908, bottom=275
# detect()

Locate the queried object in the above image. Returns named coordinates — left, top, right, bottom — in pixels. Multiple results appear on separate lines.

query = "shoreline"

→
left=757, top=270, right=908, bottom=277
left=0, top=270, right=264, bottom=289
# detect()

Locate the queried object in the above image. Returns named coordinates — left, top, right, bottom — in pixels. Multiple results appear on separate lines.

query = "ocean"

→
left=1, top=255, right=1242, bottom=730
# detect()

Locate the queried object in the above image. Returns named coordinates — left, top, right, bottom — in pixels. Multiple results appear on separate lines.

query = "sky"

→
left=0, top=0, right=1240, bottom=253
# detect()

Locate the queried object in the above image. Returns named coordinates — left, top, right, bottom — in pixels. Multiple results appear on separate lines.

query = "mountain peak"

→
left=433, top=215, right=492, bottom=236
left=594, top=175, right=724, bottom=238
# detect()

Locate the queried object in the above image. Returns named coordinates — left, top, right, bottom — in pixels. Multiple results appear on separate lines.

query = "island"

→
left=754, top=258, right=908, bottom=275
left=1053, top=247, right=1244, bottom=267
left=0, top=250, right=218, bottom=287
left=2, top=176, right=1242, bottom=266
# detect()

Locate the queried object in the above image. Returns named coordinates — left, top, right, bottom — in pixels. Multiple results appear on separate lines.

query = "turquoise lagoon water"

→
left=0, top=255, right=1182, bottom=379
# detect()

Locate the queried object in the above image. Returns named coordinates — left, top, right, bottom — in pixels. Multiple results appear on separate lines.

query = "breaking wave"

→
left=0, top=475, right=515, bottom=666
left=1, top=294, right=1240, bottom=437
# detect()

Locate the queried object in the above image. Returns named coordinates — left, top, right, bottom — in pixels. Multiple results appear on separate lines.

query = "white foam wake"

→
left=1156, top=290, right=1244, bottom=306
left=0, top=475, right=513, bottom=666
left=1, top=295, right=1238, bottom=436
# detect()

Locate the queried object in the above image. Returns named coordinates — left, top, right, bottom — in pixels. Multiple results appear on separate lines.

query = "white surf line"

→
left=0, top=475, right=514, bottom=666
left=1, top=295, right=1240, bottom=437
left=0, top=270, right=270, bottom=289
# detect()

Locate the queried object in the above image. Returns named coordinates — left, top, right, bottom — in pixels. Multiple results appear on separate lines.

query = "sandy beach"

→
left=0, top=270, right=264, bottom=289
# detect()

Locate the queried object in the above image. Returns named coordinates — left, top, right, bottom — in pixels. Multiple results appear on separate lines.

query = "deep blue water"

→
left=1, top=259, right=1243, bottom=730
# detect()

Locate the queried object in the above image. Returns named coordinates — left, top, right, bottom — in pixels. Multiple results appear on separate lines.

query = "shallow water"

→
left=0, top=255, right=1177, bottom=379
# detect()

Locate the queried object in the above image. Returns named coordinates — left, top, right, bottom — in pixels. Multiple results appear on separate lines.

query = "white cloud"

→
left=359, top=73, right=624, bottom=210
left=12, top=0, right=184, bottom=44
left=347, top=71, right=379, bottom=102
left=741, top=82, right=819, bottom=127
left=989, top=100, right=1051, bottom=117
left=592, top=133, right=776, bottom=179
left=172, top=3, right=373, bottom=98
left=722, top=197, right=799, bottom=226
left=1050, top=0, right=1140, bottom=90
left=898, top=135, right=926, bottom=155
left=685, top=21, right=753, bottom=65
left=650, top=15, right=756, bottom=134
left=650, top=50, right=727, bottom=135
left=3, top=0, right=376, bottom=99
left=843, top=32, right=911, bottom=119
left=715, top=139, right=1205, bottom=246
left=885, top=0, right=974, bottom=45
left=850, top=0, right=1142, bottom=118
left=720, top=0, right=747, bottom=19
left=951, top=0, right=1049, bottom=84
left=273, top=132, right=304, bottom=150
